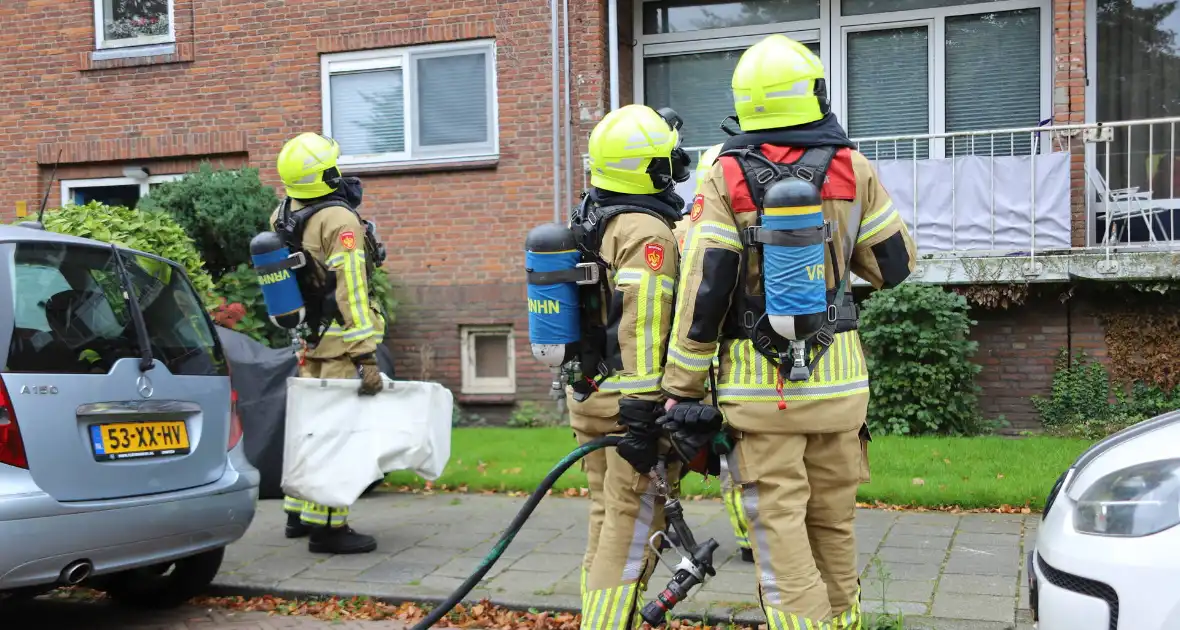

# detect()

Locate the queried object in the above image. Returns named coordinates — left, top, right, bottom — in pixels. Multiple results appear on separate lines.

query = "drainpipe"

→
left=562, top=0, right=573, bottom=214
left=607, top=0, right=620, bottom=111
left=552, top=0, right=561, bottom=224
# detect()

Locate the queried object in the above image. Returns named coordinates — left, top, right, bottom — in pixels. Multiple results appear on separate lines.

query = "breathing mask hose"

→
left=410, top=435, right=623, bottom=630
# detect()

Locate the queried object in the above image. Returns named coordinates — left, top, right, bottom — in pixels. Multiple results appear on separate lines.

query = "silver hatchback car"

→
left=0, top=225, right=258, bottom=607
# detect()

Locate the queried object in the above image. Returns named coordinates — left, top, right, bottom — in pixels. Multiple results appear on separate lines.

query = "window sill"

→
left=80, top=42, right=193, bottom=71
left=457, top=393, right=516, bottom=406
left=338, top=155, right=499, bottom=176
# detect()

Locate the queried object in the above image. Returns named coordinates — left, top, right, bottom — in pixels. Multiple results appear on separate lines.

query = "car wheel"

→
left=99, top=547, right=224, bottom=609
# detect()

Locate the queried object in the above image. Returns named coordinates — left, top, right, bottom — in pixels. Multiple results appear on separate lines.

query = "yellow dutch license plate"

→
left=89, top=421, right=191, bottom=461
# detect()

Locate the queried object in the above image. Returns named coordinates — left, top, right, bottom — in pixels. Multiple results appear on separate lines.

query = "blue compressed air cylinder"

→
left=249, top=231, right=306, bottom=329
left=761, top=178, right=827, bottom=341
left=525, top=223, right=581, bottom=367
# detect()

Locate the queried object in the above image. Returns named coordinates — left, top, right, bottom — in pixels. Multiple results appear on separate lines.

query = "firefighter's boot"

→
left=308, top=526, right=378, bottom=554
left=286, top=512, right=311, bottom=539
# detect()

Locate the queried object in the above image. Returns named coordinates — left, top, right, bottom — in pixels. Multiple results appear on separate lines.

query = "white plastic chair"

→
left=1087, top=165, right=1168, bottom=244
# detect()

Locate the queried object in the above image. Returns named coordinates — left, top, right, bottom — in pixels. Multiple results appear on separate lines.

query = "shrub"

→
left=213, top=262, right=400, bottom=348
left=1033, top=349, right=1180, bottom=439
left=859, top=282, right=990, bottom=436
left=36, top=201, right=217, bottom=308
left=137, top=162, right=279, bottom=279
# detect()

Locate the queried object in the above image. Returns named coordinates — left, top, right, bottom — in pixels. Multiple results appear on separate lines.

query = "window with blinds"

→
left=846, top=27, right=931, bottom=160
left=330, top=69, right=406, bottom=156
left=416, top=52, right=491, bottom=150
left=944, top=9, right=1042, bottom=156
left=644, top=41, right=820, bottom=165
left=322, top=41, right=497, bottom=165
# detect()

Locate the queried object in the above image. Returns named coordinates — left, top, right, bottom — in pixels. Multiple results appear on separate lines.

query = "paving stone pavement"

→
left=214, top=494, right=1040, bottom=630
left=8, top=598, right=405, bottom=629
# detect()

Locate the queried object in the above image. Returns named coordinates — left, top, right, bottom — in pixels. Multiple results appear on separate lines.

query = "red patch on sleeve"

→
left=339, top=230, right=357, bottom=250
left=689, top=194, right=705, bottom=222
left=644, top=243, right=665, bottom=271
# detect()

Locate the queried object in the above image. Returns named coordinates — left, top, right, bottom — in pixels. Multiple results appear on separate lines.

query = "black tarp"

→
left=215, top=325, right=397, bottom=500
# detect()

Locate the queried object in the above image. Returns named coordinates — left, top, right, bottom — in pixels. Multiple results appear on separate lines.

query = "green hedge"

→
left=36, top=201, right=217, bottom=307
left=860, top=282, right=991, bottom=436
left=137, top=162, right=278, bottom=279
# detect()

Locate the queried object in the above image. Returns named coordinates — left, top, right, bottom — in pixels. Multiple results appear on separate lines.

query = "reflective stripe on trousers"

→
left=830, top=587, right=862, bottom=630
left=716, top=333, right=868, bottom=402
left=283, top=496, right=349, bottom=527
left=720, top=457, right=751, bottom=550
left=581, top=583, right=640, bottom=630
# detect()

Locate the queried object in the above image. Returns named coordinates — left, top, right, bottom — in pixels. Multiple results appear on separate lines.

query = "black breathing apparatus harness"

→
left=716, top=143, right=861, bottom=388
left=273, top=194, right=387, bottom=345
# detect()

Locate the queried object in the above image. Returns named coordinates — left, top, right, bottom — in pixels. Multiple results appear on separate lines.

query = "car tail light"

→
left=228, top=389, right=243, bottom=451
left=0, top=376, right=28, bottom=469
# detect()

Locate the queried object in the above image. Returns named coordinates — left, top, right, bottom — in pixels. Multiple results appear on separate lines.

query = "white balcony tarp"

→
left=873, top=152, right=1073, bottom=253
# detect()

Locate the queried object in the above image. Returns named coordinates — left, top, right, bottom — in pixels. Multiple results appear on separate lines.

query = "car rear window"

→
left=4, top=242, right=228, bottom=376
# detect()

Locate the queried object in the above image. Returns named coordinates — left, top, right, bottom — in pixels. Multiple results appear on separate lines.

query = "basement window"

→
left=460, top=325, right=515, bottom=395
left=321, top=39, right=499, bottom=172
left=94, top=0, right=175, bottom=50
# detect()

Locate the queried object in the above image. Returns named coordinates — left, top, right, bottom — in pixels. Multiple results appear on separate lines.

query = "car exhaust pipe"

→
left=59, top=560, right=92, bottom=586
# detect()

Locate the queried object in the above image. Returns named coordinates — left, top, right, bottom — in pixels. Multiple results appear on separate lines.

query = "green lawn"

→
left=385, top=427, right=1092, bottom=510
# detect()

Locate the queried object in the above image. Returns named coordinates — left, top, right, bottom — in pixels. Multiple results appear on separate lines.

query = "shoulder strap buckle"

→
left=814, top=327, right=835, bottom=349
left=754, top=167, right=777, bottom=185
left=576, top=262, right=600, bottom=286
left=741, top=226, right=761, bottom=247
left=794, top=165, right=817, bottom=182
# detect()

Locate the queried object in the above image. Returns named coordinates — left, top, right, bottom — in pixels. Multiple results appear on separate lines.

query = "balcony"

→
left=581, top=116, right=1180, bottom=285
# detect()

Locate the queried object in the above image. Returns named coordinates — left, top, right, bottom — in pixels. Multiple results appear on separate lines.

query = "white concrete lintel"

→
left=851, top=249, right=1180, bottom=287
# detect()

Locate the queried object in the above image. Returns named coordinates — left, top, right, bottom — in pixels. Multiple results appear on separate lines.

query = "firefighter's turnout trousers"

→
left=570, top=407, right=682, bottom=630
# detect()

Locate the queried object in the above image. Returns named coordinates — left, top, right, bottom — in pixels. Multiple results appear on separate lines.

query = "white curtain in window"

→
left=846, top=27, right=930, bottom=159
left=945, top=9, right=1042, bottom=156
left=416, top=53, right=489, bottom=147
left=330, top=69, right=405, bottom=156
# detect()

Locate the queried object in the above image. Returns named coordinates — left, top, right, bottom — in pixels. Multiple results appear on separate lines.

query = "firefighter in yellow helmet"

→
left=661, top=34, right=916, bottom=629
left=673, top=145, right=754, bottom=565
left=566, top=104, right=691, bottom=629
left=270, top=132, right=387, bottom=555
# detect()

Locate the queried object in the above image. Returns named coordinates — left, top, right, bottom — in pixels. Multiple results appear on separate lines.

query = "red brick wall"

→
left=971, top=289, right=1110, bottom=430
left=1053, top=0, right=1090, bottom=246
left=0, top=0, right=611, bottom=406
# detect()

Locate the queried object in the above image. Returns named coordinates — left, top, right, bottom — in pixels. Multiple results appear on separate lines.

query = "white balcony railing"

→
left=580, top=117, right=1180, bottom=269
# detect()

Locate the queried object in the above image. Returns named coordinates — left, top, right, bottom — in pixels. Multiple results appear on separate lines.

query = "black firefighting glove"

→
left=657, top=402, right=723, bottom=466
left=353, top=353, right=384, bottom=396
left=617, top=399, right=663, bottom=474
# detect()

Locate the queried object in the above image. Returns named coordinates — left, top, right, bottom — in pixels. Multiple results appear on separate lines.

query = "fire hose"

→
left=410, top=435, right=719, bottom=630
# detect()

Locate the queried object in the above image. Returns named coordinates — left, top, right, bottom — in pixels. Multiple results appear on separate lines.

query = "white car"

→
left=1029, top=410, right=1180, bottom=629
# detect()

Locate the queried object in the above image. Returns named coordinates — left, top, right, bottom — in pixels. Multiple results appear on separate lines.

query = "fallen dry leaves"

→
left=854, top=499, right=1035, bottom=514
left=385, top=485, right=1039, bottom=514
left=182, top=595, right=756, bottom=629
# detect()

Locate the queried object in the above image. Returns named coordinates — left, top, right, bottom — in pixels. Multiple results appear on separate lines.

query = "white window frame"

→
left=838, top=18, right=937, bottom=156
left=94, top=0, right=177, bottom=50
left=321, top=39, right=500, bottom=171
left=60, top=174, right=185, bottom=208
left=460, top=325, right=516, bottom=395
left=833, top=0, right=1052, bottom=158
left=631, top=0, right=1051, bottom=158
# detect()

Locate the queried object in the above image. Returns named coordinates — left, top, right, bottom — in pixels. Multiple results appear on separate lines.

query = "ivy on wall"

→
left=1093, top=282, right=1180, bottom=393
